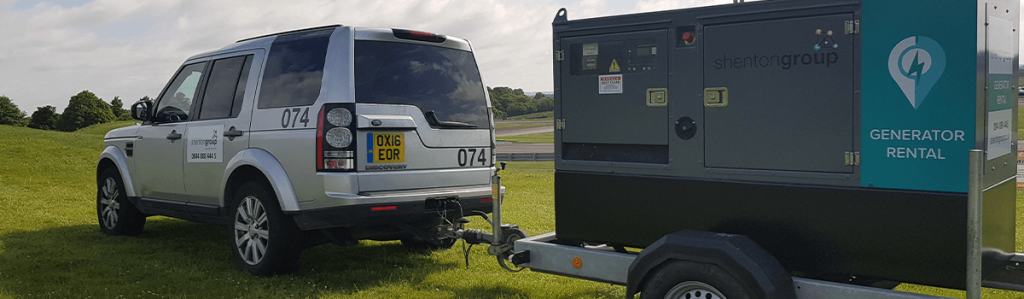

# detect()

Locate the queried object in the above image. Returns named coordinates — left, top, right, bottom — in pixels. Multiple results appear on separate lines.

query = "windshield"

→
left=354, top=40, right=489, bottom=129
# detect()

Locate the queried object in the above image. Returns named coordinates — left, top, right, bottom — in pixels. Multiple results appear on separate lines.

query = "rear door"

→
left=559, top=30, right=670, bottom=164
left=703, top=14, right=855, bottom=173
left=352, top=38, right=492, bottom=191
left=183, top=51, right=263, bottom=211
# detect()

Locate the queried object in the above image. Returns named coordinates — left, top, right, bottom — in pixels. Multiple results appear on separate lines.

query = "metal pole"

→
left=966, top=149, right=983, bottom=299
left=491, top=171, right=503, bottom=245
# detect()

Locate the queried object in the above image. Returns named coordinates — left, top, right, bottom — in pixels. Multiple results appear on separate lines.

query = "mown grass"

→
left=2, top=124, right=1023, bottom=298
left=494, top=122, right=551, bottom=129
left=496, top=133, right=554, bottom=144
left=504, top=111, right=553, bottom=121
left=0, top=125, right=620, bottom=298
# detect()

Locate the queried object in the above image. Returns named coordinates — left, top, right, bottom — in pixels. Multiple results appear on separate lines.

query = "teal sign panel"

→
left=861, top=0, right=976, bottom=192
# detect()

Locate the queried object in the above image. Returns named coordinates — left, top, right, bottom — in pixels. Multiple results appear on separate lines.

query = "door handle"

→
left=225, top=126, right=244, bottom=141
left=166, top=130, right=182, bottom=140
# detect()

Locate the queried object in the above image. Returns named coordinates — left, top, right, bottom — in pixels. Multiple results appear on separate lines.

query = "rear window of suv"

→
left=257, top=28, right=332, bottom=109
left=354, top=41, right=489, bottom=129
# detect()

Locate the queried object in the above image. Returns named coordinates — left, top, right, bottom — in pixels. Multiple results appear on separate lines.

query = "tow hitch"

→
left=449, top=161, right=528, bottom=271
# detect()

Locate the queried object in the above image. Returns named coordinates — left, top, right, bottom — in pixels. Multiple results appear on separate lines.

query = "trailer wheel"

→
left=640, top=260, right=752, bottom=299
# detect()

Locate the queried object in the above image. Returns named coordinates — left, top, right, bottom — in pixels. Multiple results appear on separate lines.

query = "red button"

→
left=682, top=32, right=694, bottom=42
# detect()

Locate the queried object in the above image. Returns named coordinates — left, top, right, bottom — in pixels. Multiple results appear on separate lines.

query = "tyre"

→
left=229, top=182, right=302, bottom=276
left=97, top=167, right=146, bottom=235
left=640, top=260, right=753, bottom=299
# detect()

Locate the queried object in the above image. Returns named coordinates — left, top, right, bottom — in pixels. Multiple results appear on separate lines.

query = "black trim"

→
left=626, top=231, right=795, bottom=299
left=131, top=197, right=227, bottom=225
left=290, top=197, right=493, bottom=231
left=236, top=25, right=341, bottom=43
left=554, top=171, right=970, bottom=289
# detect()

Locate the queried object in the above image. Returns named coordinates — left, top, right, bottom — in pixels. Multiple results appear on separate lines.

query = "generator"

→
left=548, top=0, right=1018, bottom=290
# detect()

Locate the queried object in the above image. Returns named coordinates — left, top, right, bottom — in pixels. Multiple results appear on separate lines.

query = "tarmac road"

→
left=495, top=125, right=553, bottom=137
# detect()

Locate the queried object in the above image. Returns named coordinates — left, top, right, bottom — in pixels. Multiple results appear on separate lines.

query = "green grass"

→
left=2, top=124, right=1024, bottom=298
left=75, top=120, right=138, bottom=136
left=494, top=122, right=551, bottom=129
left=496, top=133, right=554, bottom=144
left=0, top=125, right=620, bottom=298
left=504, top=111, right=553, bottom=121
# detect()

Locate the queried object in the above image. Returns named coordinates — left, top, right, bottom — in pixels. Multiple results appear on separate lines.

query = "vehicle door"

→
left=558, top=30, right=670, bottom=164
left=183, top=51, right=263, bottom=213
left=133, top=62, right=207, bottom=201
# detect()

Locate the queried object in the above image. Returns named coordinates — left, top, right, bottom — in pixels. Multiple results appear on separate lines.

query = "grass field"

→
left=1, top=123, right=1023, bottom=298
left=504, top=111, right=553, bottom=121
left=0, top=124, right=621, bottom=298
left=494, top=122, right=551, bottom=129
left=496, top=133, right=554, bottom=144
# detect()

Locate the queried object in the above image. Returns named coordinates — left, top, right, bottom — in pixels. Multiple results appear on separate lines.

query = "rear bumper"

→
left=290, top=188, right=497, bottom=230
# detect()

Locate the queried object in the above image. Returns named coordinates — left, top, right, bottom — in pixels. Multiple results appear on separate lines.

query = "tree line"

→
left=0, top=86, right=550, bottom=130
left=487, top=86, right=553, bottom=120
left=0, top=91, right=148, bottom=132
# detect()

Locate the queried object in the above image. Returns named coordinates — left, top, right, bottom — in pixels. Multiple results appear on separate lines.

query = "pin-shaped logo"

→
left=888, top=36, right=945, bottom=109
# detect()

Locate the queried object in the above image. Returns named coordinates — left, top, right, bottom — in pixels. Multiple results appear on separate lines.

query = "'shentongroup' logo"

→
left=888, top=36, right=946, bottom=109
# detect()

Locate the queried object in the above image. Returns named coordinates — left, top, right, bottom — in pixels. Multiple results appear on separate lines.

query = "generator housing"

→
left=551, top=0, right=1018, bottom=289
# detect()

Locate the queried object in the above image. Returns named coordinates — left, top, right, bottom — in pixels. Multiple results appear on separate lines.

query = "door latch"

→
left=647, top=88, right=668, bottom=107
left=704, top=87, right=728, bottom=107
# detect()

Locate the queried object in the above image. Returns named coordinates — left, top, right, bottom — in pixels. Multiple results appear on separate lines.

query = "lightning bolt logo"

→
left=888, top=36, right=946, bottom=110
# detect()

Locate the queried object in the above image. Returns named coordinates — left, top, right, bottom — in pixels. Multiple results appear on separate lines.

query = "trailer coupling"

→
left=446, top=161, right=529, bottom=272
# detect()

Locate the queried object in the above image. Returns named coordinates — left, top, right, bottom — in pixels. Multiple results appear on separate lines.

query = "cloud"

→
left=0, top=0, right=769, bottom=112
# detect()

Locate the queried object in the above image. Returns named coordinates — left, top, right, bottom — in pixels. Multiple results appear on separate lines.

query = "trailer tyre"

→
left=640, top=260, right=751, bottom=299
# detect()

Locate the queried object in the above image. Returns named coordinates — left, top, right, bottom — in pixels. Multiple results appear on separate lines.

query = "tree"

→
left=0, top=96, right=27, bottom=126
left=28, top=105, right=59, bottom=130
left=110, top=96, right=130, bottom=120
left=56, top=91, right=115, bottom=131
left=533, top=92, right=546, bottom=100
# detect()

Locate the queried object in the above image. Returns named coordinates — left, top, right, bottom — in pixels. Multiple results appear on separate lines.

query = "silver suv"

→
left=96, top=25, right=498, bottom=275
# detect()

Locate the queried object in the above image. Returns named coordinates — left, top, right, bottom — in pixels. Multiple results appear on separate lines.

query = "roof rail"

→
left=236, top=24, right=341, bottom=43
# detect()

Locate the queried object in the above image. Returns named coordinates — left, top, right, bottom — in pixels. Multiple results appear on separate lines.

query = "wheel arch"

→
left=97, top=146, right=137, bottom=197
left=222, top=148, right=300, bottom=213
left=626, top=231, right=796, bottom=299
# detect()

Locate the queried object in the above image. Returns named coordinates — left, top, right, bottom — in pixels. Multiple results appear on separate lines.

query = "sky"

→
left=1, top=0, right=1022, bottom=113
left=0, top=0, right=740, bottom=112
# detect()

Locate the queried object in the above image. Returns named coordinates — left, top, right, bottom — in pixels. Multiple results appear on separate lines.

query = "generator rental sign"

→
left=860, top=1, right=976, bottom=193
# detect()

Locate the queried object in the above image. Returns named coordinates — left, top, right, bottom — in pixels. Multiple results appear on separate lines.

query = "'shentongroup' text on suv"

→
left=96, top=25, right=499, bottom=275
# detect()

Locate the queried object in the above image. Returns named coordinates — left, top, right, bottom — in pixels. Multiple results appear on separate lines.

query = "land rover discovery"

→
left=96, top=25, right=499, bottom=275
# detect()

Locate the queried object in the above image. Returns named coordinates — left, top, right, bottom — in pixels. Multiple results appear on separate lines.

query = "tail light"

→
left=392, top=29, right=446, bottom=43
left=317, top=103, right=357, bottom=172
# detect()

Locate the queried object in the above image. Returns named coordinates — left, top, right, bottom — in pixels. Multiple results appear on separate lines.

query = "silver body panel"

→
left=101, top=25, right=495, bottom=225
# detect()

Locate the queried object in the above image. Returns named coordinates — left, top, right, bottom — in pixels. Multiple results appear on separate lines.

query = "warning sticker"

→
left=609, top=59, right=620, bottom=72
left=187, top=125, right=223, bottom=163
left=599, top=75, right=623, bottom=94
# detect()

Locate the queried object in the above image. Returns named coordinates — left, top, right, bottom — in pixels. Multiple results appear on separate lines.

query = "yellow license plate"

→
left=367, top=133, right=405, bottom=163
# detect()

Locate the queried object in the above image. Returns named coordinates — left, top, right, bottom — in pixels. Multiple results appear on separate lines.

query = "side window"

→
left=257, top=28, right=332, bottom=109
left=154, top=62, right=207, bottom=122
left=198, top=55, right=254, bottom=120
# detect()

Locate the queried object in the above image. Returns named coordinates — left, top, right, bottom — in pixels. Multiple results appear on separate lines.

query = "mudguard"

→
left=98, top=146, right=137, bottom=197
left=222, top=148, right=300, bottom=212
left=626, top=231, right=795, bottom=299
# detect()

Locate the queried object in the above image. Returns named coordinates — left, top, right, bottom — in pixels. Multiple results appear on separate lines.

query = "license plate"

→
left=367, top=133, right=405, bottom=163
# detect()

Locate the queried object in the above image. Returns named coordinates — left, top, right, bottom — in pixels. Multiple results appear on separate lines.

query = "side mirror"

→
left=130, top=101, right=152, bottom=121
